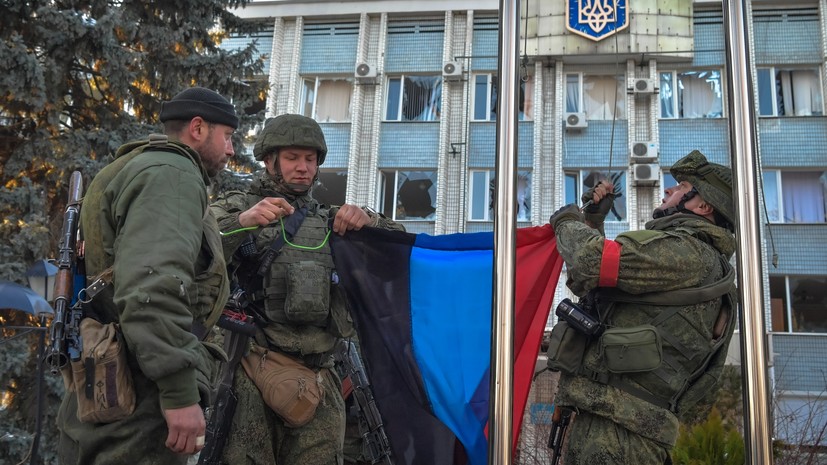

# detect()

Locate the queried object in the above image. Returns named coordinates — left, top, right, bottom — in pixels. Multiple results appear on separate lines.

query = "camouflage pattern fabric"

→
left=551, top=212, right=737, bottom=455
left=212, top=172, right=403, bottom=465
left=221, top=365, right=345, bottom=465
left=562, top=410, right=670, bottom=465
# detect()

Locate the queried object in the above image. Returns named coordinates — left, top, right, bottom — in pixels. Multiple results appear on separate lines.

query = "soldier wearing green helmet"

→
left=210, top=114, right=403, bottom=464
left=546, top=150, right=738, bottom=465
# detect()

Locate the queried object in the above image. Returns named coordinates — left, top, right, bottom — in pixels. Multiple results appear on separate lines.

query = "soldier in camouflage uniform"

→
left=58, top=87, right=236, bottom=464
left=546, top=150, right=738, bottom=465
left=211, top=114, right=403, bottom=465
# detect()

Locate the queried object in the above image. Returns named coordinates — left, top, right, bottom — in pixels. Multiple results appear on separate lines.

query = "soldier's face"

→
left=657, top=181, right=703, bottom=212
left=267, top=147, right=318, bottom=185
left=197, top=122, right=235, bottom=177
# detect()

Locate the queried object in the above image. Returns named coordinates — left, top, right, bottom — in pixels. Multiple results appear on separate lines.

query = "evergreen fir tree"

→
left=0, top=1, right=267, bottom=462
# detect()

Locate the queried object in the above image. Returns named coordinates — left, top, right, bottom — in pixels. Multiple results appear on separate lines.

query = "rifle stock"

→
left=46, top=171, right=84, bottom=374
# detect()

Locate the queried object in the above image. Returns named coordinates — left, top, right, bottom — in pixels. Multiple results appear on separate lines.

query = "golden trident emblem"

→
left=578, top=0, right=617, bottom=34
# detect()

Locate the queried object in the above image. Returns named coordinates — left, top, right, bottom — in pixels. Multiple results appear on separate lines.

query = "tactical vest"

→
left=81, top=135, right=229, bottom=330
left=241, top=197, right=354, bottom=355
left=549, top=254, right=736, bottom=414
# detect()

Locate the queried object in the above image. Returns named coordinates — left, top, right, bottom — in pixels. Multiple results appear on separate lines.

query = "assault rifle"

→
left=45, top=171, right=84, bottom=375
left=198, top=288, right=256, bottom=465
left=336, top=339, right=393, bottom=465
left=548, top=405, right=573, bottom=465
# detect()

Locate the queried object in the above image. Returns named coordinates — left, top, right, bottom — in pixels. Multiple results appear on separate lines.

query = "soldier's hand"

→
left=163, top=404, right=206, bottom=455
left=332, top=204, right=372, bottom=236
left=238, top=197, right=295, bottom=227
left=549, top=204, right=584, bottom=232
left=581, top=181, right=616, bottom=226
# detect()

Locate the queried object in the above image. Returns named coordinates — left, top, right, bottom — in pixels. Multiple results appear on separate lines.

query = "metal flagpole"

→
left=721, top=1, right=774, bottom=463
left=490, top=0, right=520, bottom=463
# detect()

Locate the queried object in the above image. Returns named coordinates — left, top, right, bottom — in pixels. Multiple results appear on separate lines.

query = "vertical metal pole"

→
left=722, top=1, right=774, bottom=463
left=30, top=320, right=46, bottom=465
left=490, top=0, right=520, bottom=463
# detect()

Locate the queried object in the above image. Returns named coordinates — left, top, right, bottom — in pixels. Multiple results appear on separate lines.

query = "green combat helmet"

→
left=669, top=150, right=736, bottom=232
left=253, top=114, right=328, bottom=164
left=253, top=114, right=328, bottom=194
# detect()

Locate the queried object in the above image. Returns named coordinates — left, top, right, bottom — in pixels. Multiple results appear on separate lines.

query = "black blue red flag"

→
left=329, top=224, right=564, bottom=465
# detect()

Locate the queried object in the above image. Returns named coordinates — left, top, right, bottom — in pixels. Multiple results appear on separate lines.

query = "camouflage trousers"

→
left=221, top=363, right=345, bottom=465
left=563, top=411, right=671, bottom=465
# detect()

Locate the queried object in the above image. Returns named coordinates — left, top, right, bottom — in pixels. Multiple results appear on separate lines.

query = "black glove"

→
left=549, top=204, right=584, bottom=232
left=581, top=182, right=617, bottom=226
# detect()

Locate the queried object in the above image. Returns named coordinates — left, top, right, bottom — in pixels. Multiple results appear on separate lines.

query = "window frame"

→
left=378, top=169, right=438, bottom=222
left=770, top=275, right=827, bottom=334
left=757, top=66, right=824, bottom=117
left=467, top=169, right=532, bottom=222
left=470, top=73, right=534, bottom=122
left=658, top=69, right=724, bottom=119
left=569, top=169, right=627, bottom=221
left=299, top=76, right=354, bottom=123
left=762, top=169, right=827, bottom=223
left=384, top=75, right=443, bottom=122
left=564, top=72, right=626, bottom=120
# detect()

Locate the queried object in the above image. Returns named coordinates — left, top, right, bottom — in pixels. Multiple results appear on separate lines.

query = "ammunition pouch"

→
left=284, top=261, right=331, bottom=325
left=71, top=318, right=136, bottom=424
left=546, top=321, right=588, bottom=374
left=599, top=325, right=662, bottom=373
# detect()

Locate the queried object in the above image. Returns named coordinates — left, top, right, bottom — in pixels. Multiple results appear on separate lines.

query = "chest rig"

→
left=550, top=254, right=736, bottom=414
left=232, top=196, right=353, bottom=357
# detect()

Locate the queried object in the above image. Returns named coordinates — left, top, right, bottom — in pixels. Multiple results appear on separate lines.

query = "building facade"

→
left=227, top=0, right=827, bottom=447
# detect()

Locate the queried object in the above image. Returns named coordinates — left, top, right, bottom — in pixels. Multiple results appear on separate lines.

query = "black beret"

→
left=160, top=87, right=239, bottom=129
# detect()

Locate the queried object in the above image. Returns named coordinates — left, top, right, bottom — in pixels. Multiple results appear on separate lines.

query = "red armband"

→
left=598, top=239, right=621, bottom=287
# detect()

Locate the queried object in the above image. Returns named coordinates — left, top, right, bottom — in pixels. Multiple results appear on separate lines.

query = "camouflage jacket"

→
left=553, top=213, right=736, bottom=447
left=211, top=172, right=403, bottom=357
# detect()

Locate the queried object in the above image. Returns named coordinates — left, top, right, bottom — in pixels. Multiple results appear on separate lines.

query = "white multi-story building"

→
left=225, top=0, right=827, bottom=449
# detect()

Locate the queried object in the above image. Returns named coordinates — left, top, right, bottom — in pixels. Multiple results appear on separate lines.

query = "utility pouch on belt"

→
left=70, top=318, right=136, bottom=423
left=284, top=261, right=330, bottom=324
left=241, top=344, right=323, bottom=428
left=600, top=325, right=662, bottom=373
left=546, top=321, right=588, bottom=374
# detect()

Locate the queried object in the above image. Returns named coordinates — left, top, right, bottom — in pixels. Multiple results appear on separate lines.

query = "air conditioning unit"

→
left=354, top=62, right=377, bottom=82
left=633, top=163, right=660, bottom=185
left=630, top=141, right=658, bottom=161
left=565, top=112, right=588, bottom=130
left=631, top=78, right=657, bottom=94
left=443, top=61, right=463, bottom=80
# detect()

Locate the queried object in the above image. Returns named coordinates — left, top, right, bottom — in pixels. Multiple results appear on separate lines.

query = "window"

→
left=757, top=67, right=823, bottom=116
left=300, top=78, right=353, bottom=122
left=471, top=74, right=534, bottom=121
left=565, top=73, right=625, bottom=120
left=385, top=76, right=442, bottom=121
left=770, top=275, right=827, bottom=333
left=379, top=170, right=438, bottom=221
left=659, top=70, right=723, bottom=118
left=564, top=170, right=626, bottom=220
left=468, top=170, right=532, bottom=221
left=763, top=170, right=827, bottom=223
left=565, top=172, right=580, bottom=205
left=313, top=171, right=347, bottom=207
